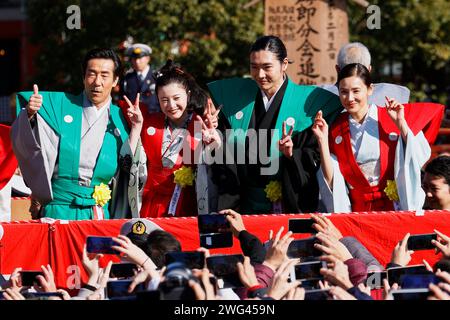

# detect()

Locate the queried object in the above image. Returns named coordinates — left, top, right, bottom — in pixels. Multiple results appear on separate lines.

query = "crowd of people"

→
left=1, top=213, right=450, bottom=301
left=0, top=35, right=449, bottom=301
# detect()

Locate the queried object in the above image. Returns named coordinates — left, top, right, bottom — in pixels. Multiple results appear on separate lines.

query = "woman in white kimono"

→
left=313, top=63, right=444, bottom=213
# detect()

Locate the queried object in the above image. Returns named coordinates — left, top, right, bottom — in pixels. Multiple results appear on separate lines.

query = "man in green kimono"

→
left=208, top=35, right=342, bottom=214
left=11, top=48, right=142, bottom=220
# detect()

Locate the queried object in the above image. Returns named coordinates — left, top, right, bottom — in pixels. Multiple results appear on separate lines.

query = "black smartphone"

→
left=291, top=261, right=326, bottom=281
left=206, top=254, right=244, bottom=288
left=287, top=237, right=322, bottom=258
left=86, top=236, right=118, bottom=255
left=110, top=263, right=138, bottom=279
left=197, top=213, right=230, bottom=234
left=199, top=232, right=233, bottom=249
left=20, top=271, right=44, bottom=286
left=387, top=265, right=430, bottom=286
left=164, top=251, right=205, bottom=269
left=106, top=280, right=145, bottom=299
left=400, top=274, right=441, bottom=289
left=365, top=271, right=387, bottom=289
left=407, top=233, right=437, bottom=251
left=391, top=288, right=431, bottom=300
left=304, top=288, right=331, bottom=300
left=288, top=218, right=316, bottom=234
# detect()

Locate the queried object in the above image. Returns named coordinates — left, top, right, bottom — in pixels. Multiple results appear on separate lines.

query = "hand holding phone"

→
left=20, top=271, right=44, bottom=286
left=164, top=251, right=205, bottom=269
left=86, top=236, right=119, bottom=255
left=110, top=263, right=138, bottom=279
left=288, top=218, right=316, bottom=234
left=290, top=261, right=326, bottom=281
left=199, top=232, right=233, bottom=249
left=198, top=213, right=230, bottom=234
left=287, top=237, right=322, bottom=258
left=407, top=233, right=437, bottom=251
left=387, top=265, right=430, bottom=286
left=206, top=254, right=244, bottom=288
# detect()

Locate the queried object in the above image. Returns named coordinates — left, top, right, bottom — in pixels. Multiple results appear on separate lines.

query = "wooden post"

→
left=265, top=0, right=349, bottom=85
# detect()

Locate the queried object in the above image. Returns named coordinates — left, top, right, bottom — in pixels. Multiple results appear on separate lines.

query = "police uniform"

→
left=121, top=44, right=160, bottom=113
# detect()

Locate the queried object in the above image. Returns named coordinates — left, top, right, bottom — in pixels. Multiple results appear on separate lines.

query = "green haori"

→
left=207, top=77, right=342, bottom=211
left=16, top=91, right=129, bottom=220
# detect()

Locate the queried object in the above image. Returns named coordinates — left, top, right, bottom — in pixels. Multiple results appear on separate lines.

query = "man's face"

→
left=422, top=173, right=450, bottom=210
left=250, top=50, right=287, bottom=98
left=131, top=56, right=150, bottom=72
left=83, top=58, right=118, bottom=107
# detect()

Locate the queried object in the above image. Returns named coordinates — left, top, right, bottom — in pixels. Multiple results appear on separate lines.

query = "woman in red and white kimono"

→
left=313, top=63, right=444, bottom=213
left=123, top=60, right=219, bottom=218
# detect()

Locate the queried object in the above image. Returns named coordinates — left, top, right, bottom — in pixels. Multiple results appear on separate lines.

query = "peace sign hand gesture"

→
left=278, top=121, right=294, bottom=158
left=203, top=98, right=221, bottom=129
left=196, top=114, right=221, bottom=148
left=123, top=93, right=143, bottom=130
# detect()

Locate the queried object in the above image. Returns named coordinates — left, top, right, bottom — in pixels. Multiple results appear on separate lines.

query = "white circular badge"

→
left=235, top=111, right=243, bottom=120
left=389, top=132, right=398, bottom=141
left=286, top=117, right=295, bottom=127
left=335, top=135, right=343, bottom=145
left=64, top=115, right=73, bottom=123
left=147, top=126, right=156, bottom=136
left=114, top=128, right=121, bottom=137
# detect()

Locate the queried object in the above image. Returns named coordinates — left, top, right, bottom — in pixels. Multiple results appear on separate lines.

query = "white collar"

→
left=137, top=65, right=150, bottom=79
left=260, top=76, right=286, bottom=111
left=83, top=92, right=110, bottom=118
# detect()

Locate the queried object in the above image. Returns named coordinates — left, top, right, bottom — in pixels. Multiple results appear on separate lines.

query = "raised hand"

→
left=385, top=96, right=408, bottom=138
left=311, top=110, right=328, bottom=145
left=196, top=114, right=221, bottom=148
left=432, top=229, right=450, bottom=257
left=203, top=99, right=220, bottom=129
left=390, top=233, right=414, bottom=266
left=263, top=226, right=294, bottom=272
left=27, top=84, right=42, bottom=119
left=221, top=209, right=246, bottom=238
left=278, top=121, right=294, bottom=158
left=123, top=93, right=143, bottom=130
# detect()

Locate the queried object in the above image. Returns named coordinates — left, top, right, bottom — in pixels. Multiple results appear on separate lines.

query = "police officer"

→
left=121, top=43, right=159, bottom=113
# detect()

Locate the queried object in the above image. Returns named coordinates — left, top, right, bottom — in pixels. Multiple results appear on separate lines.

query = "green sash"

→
left=16, top=91, right=129, bottom=220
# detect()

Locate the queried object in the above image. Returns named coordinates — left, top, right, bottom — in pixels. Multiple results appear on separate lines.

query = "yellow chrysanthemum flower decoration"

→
left=173, top=166, right=195, bottom=188
left=265, top=180, right=282, bottom=203
left=384, top=180, right=399, bottom=202
left=92, top=183, right=112, bottom=207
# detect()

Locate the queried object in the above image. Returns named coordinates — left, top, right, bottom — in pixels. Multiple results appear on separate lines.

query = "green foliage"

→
left=26, top=0, right=264, bottom=92
left=347, top=0, right=450, bottom=104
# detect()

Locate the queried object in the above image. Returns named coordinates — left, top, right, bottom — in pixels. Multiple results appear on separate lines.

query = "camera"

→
left=158, top=262, right=198, bottom=300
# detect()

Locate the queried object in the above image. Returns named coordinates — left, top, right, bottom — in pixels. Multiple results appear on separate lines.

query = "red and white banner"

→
left=1, top=210, right=450, bottom=291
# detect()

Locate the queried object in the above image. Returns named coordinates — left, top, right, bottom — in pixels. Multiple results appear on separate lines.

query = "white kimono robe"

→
left=318, top=104, right=430, bottom=213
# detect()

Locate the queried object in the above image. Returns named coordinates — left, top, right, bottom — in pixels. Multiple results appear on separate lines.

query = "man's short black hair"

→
left=82, top=48, right=122, bottom=78
left=146, top=230, right=182, bottom=269
left=424, top=155, right=450, bottom=185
